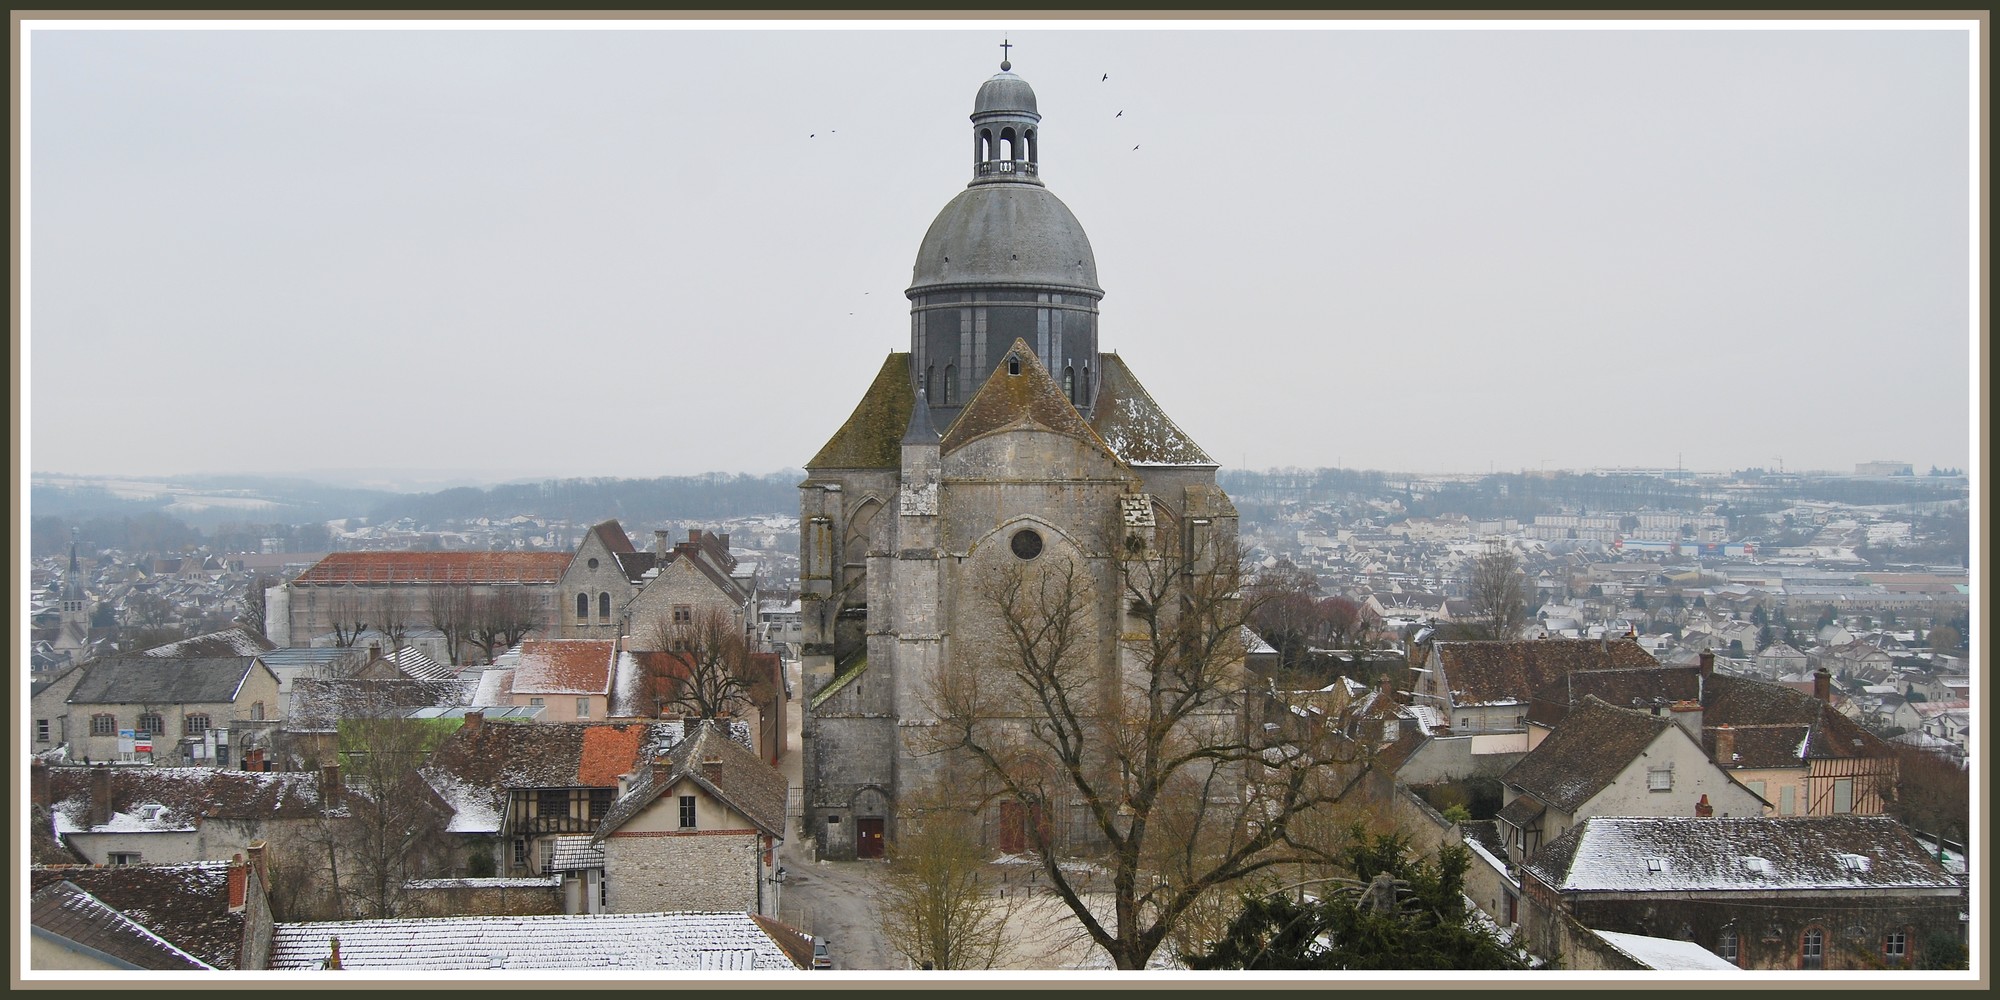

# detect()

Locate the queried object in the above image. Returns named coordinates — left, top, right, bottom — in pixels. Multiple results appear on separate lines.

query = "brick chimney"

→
left=326, top=936, right=342, bottom=971
left=1814, top=667, right=1831, bottom=703
left=1698, top=650, right=1715, bottom=678
left=368, top=641, right=382, bottom=661
left=246, top=840, right=268, bottom=889
left=464, top=710, right=484, bottom=733
left=1694, top=794, right=1713, bottom=818
left=31, top=759, right=50, bottom=809
left=320, top=764, right=342, bottom=808
left=90, top=766, right=113, bottom=829
left=227, top=854, right=248, bottom=913
left=1669, top=700, right=1703, bottom=740
left=1714, top=723, right=1735, bottom=766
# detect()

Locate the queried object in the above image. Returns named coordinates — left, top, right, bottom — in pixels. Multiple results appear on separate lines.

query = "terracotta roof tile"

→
left=512, top=640, right=617, bottom=696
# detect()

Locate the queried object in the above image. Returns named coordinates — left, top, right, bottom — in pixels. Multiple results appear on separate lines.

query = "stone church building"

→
left=799, top=55, right=1239, bottom=860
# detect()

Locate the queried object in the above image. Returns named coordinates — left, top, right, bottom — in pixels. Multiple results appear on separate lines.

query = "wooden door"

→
left=857, top=817, right=885, bottom=859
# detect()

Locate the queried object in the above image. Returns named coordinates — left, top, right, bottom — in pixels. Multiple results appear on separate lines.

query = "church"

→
left=798, top=52, right=1241, bottom=860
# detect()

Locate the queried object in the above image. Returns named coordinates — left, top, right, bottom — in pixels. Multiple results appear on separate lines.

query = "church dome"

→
left=974, top=71, right=1039, bottom=117
left=909, top=184, right=1100, bottom=294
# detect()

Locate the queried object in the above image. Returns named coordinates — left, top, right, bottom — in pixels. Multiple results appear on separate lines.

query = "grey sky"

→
left=24, top=19, right=1978, bottom=487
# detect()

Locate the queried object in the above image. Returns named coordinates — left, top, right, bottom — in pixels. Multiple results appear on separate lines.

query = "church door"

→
left=856, top=818, right=885, bottom=859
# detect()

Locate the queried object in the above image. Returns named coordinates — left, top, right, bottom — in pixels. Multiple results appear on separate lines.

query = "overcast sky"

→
left=22, top=18, right=1979, bottom=489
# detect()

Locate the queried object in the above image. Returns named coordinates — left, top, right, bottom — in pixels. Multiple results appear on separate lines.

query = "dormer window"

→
left=1007, top=353, right=1021, bottom=376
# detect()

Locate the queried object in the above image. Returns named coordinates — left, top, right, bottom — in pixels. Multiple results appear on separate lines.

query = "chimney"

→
left=227, top=854, right=248, bottom=913
left=246, top=840, right=269, bottom=889
left=717, top=532, right=730, bottom=551
left=90, top=766, right=113, bottom=830
left=31, top=760, right=50, bottom=809
left=326, top=937, right=342, bottom=971
left=1714, top=724, right=1735, bottom=766
left=464, top=710, right=484, bottom=732
left=368, top=641, right=381, bottom=661
left=320, top=764, right=342, bottom=807
left=1669, top=700, right=1703, bottom=740
left=1694, top=794, right=1713, bottom=818
left=1698, top=650, right=1715, bottom=678
left=688, top=529, right=701, bottom=543
left=1814, top=667, right=1831, bottom=703
left=1379, top=673, right=1395, bottom=704
left=655, top=530, right=670, bottom=558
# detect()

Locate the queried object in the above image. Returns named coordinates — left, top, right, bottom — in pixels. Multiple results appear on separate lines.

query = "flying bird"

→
left=1101, top=73, right=1108, bottom=81
left=1115, top=110, right=1123, bottom=118
left=1133, top=144, right=1140, bottom=150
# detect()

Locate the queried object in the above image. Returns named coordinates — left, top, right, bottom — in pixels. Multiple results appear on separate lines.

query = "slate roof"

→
left=595, top=720, right=787, bottom=843
left=287, top=676, right=462, bottom=732
left=45, top=765, right=334, bottom=833
left=138, top=626, right=276, bottom=658
left=511, top=640, right=618, bottom=697
left=808, top=352, right=914, bottom=470
left=1703, top=674, right=1893, bottom=768
left=1591, top=929, right=1742, bottom=972
left=1087, top=352, right=1215, bottom=467
left=941, top=339, right=1116, bottom=458
left=548, top=835, right=604, bottom=872
left=30, top=880, right=215, bottom=970
left=289, top=551, right=569, bottom=585
left=1525, top=664, right=1704, bottom=727
left=68, top=656, right=271, bottom=706
left=588, top=519, right=637, bottom=555
left=30, top=862, right=252, bottom=969
left=1524, top=816, right=1962, bottom=895
left=266, top=911, right=803, bottom=970
left=1501, top=696, right=1673, bottom=814
left=1433, top=638, right=1661, bottom=708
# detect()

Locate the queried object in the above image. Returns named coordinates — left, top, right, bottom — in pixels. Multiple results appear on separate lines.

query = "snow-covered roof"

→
left=1527, top=816, right=1961, bottom=894
left=1591, top=929, right=1742, bottom=971
left=267, top=911, right=802, bottom=970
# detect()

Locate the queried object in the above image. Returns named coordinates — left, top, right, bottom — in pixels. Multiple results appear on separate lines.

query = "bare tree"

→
left=647, top=606, right=756, bottom=719
left=325, top=586, right=370, bottom=648
left=424, top=584, right=472, bottom=665
left=920, top=531, right=1372, bottom=970
left=335, top=711, right=456, bottom=919
left=466, top=587, right=540, bottom=664
left=878, top=792, right=1018, bottom=970
left=371, top=587, right=414, bottom=652
left=238, top=573, right=276, bottom=636
left=1457, top=544, right=1532, bottom=641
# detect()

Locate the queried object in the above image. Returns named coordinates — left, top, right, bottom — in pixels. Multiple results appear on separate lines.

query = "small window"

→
left=1802, top=928, right=1824, bottom=969
left=529, top=697, right=546, bottom=708
left=184, top=713, right=210, bottom=736
left=251, top=702, right=266, bottom=721
left=599, top=592, right=611, bottom=622
left=673, top=605, right=692, bottom=624
left=539, top=789, right=569, bottom=819
left=576, top=698, right=591, bottom=719
left=589, top=788, right=613, bottom=821
left=679, top=795, right=697, bottom=829
left=136, top=713, right=164, bottom=736
left=37, top=719, right=50, bottom=743
left=1719, top=929, right=1739, bottom=966
left=1648, top=766, right=1674, bottom=792
left=91, top=714, right=117, bottom=737
left=587, top=557, right=600, bottom=570
left=1007, top=353, right=1021, bottom=376
left=108, top=852, right=141, bottom=867
left=1883, top=930, right=1907, bottom=964
left=1833, top=777, right=1854, bottom=814
left=578, top=593, right=590, bottom=620
left=513, top=838, right=528, bottom=869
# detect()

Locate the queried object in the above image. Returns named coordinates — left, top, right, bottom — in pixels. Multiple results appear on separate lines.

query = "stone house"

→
left=1520, top=816, right=1964, bottom=970
left=556, top=522, right=759, bottom=649
left=277, top=551, right=570, bottom=655
left=510, top=639, right=619, bottom=723
left=1706, top=667, right=1897, bottom=818
left=61, top=654, right=284, bottom=766
left=28, top=850, right=275, bottom=971
left=35, top=760, right=333, bottom=868
left=1496, top=695, right=1766, bottom=869
left=593, top=719, right=788, bottom=917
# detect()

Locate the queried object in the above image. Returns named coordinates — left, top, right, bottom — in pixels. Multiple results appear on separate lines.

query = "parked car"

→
left=811, top=937, right=832, bottom=970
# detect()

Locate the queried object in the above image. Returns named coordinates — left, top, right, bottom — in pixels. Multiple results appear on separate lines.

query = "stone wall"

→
left=400, top=877, right=562, bottom=917
left=603, top=831, right=760, bottom=913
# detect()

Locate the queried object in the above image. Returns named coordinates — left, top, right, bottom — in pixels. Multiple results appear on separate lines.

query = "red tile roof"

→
left=291, top=552, right=570, bottom=585
left=512, top=640, right=617, bottom=696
